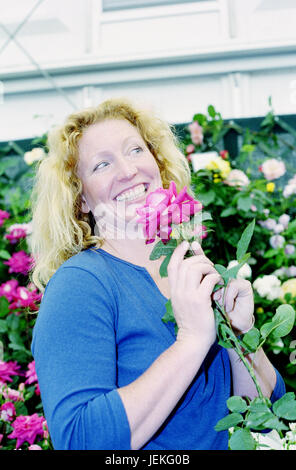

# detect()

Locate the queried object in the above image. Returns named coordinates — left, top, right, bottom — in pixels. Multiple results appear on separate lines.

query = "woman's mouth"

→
left=115, top=183, right=149, bottom=202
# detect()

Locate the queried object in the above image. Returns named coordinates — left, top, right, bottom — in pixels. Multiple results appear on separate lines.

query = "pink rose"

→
left=261, top=159, right=286, bottom=180
left=8, top=414, right=46, bottom=449
left=188, top=121, right=204, bottom=146
left=0, top=361, right=21, bottom=383
left=3, top=251, right=34, bottom=276
left=136, top=181, right=202, bottom=244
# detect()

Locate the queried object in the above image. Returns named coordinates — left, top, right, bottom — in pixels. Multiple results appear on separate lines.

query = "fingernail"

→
left=191, top=240, right=201, bottom=251
left=182, top=240, right=189, bottom=250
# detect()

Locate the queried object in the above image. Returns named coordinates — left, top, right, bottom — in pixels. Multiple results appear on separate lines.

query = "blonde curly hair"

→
left=29, top=97, right=192, bottom=292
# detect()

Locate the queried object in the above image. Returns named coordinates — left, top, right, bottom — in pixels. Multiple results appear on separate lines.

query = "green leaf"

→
left=260, top=304, right=295, bottom=340
left=214, top=412, right=244, bottom=432
left=0, top=249, right=11, bottom=260
left=159, top=253, right=172, bottom=278
left=249, top=397, right=271, bottom=414
left=214, top=264, right=227, bottom=275
left=208, top=105, right=216, bottom=118
left=220, top=207, right=236, bottom=217
left=149, top=239, right=177, bottom=260
left=272, top=392, right=296, bottom=420
left=226, top=396, right=248, bottom=414
left=242, top=327, right=260, bottom=352
left=236, top=219, right=255, bottom=261
left=237, top=196, right=253, bottom=212
left=245, top=411, right=274, bottom=429
left=263, top=415, right=289, bottom=432
left=196, top=190, right=215, bottom=206
left=0, top=296, right=10, bottom=317
left=0, top=319, right=8, bottom=333
left=229, top=428, right=257, bottom=450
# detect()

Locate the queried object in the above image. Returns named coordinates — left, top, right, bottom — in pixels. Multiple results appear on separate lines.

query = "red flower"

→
left=219, top=150, right=229, bottom=160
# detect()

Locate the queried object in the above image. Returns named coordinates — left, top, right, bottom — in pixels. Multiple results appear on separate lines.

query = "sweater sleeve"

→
left=31, top=265, right=131, bottom=450
left=270, top=367, right=286, bottom=404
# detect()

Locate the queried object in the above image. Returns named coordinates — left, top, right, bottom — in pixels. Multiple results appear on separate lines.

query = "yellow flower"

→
left=280, top=278, right=296, bottom=300
left=256, top=307, right=264, bottom=314
left=266, top=182, right=275, bottom=192
left=206, top=157, right=231, bottom=179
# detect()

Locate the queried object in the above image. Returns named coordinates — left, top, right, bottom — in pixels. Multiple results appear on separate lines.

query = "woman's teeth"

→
left=116, top=184, right=147, bottom=202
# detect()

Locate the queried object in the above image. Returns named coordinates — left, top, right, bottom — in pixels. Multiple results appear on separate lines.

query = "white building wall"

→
left=0, top=0, right=296, bottom=141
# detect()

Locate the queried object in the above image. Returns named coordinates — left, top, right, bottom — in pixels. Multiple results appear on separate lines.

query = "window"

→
left=102, top=0, right=210, bottom=12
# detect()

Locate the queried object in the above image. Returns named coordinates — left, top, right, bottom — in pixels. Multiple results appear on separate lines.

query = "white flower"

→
left=224, top=169, right=250, bottom=187
left=278, top=214, right=290, bottom=228
left=269, top=234, right=285, bottom=249
left=251, top=429, right=285, bottom=450
left=227, top=260, right=252, bottom=279
left=273, top=223, right=285, bottom=234
left=24, top=147, right=45, bottom=165
left=261, top=159, right=286, bottom=180
left=283, top=175, right=296, bottom=198
left=253, top=275, right=282, bottom=300
left=190, top=152, right=219, bottom=173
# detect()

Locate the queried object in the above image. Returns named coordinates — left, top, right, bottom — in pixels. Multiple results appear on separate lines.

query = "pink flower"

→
left=28, top=444, right=42, bottom=450
left=0, top=210, right=10, bottom=227
left=5, top=228, right=27, bottom=244
left=25, top=361, right=40, bottom=396
left=261, top=159, right=286, bottom=180
left=3, top=251, right=34, bottom=276
left=0, top=279, right=19, bottom=302
left=0, top=401, right=16, bottom=422
left=9, top=286, right=42, bottom=312
left=0, top=361, right=21, bottom=383
left=186, top=144, right=195, bottom=154
left=188, top=121, right=204, bottom=146
left=2, top=387, right=24, bottom=402
left=8, top=414, right=46, bottom=449
left=136, top=181, right=202, bottom=244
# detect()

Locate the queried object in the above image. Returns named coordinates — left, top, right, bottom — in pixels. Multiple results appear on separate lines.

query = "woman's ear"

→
left=80, top=194, right=90, bottom=214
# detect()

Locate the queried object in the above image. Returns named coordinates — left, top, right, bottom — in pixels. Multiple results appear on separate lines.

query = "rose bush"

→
left=182, top=102, right=296, bottom=395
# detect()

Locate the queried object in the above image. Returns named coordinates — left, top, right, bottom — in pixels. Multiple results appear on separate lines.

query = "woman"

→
left=30, top=97, right=285, bottom=450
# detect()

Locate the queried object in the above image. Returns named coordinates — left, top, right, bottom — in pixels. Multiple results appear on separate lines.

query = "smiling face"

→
left=77, top=119, right=163, bottom=238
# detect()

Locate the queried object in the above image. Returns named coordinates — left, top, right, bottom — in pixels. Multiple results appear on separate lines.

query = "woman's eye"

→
left=130, top=146, right=143, bottom=155
left=93, top=161, right=109, bottom=172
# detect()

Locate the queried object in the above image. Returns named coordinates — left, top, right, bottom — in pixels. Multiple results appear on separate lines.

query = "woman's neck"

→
left=99, top=237, right=158, bottom=269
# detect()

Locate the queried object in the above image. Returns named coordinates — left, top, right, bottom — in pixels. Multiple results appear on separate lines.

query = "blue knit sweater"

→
left=31, top=248, right=285, bottom=450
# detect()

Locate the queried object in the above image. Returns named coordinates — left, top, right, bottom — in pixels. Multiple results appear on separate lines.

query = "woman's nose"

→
left=116, top=158, right=138, bottom=181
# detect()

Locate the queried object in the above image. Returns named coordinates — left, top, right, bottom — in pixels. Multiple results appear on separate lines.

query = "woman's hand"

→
left=213, top=278, right=255, bottom=335
left=167, top=240, right=221, bottom=351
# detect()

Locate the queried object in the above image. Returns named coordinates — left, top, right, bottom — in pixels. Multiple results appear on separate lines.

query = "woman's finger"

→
left=199, top=272, right=222, bottom=298
left=185, top=263, right=219, bottom=292
left=167, top=240, right=189, bottom=290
